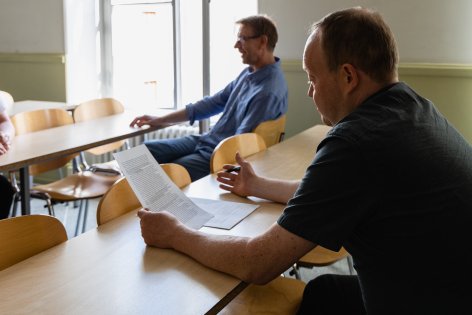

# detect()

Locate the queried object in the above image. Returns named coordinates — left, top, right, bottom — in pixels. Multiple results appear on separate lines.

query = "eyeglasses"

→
left=236, top=35, right=261, bottom=43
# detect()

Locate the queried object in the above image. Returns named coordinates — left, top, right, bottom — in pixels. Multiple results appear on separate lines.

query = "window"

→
left=110, top=1, right=178, bottom=113
left=106, top=0, right=256, bottom=112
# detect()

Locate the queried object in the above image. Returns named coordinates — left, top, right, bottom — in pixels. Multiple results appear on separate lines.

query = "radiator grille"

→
left=85, top=124, right=199, bottom=164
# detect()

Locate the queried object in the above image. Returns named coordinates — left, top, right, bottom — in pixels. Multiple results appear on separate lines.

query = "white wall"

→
left=1, top=0, right=471, bottom=60
left=0, top=0, right=64, bottom=53
left=259, top=0, right=472, bottom=64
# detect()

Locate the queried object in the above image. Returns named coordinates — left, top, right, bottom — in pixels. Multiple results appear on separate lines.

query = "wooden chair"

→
left=220, top=276, right=305, bottom=314
left=97, top=163, right=191, bottom=225
left=0, top=214, right=67, bottom=271
left=73, top=98, right=128, bottom=157
left=210, top=133, right=267, bottom=173
left=290, top=246, right=352, bottom=279
left=11, top=108, right=119, bottom=235
left=253, top=114, right=286, bottom=147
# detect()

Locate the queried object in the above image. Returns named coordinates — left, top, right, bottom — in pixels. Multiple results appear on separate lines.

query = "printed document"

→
left=114, top=145, right=259, bottom=230
left=113, top=145, right=213, bottom=229
left=191, top=197, right=259, bottom=229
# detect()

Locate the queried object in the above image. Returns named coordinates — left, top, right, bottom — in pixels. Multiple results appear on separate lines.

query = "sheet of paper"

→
left=191, top=197, right=259, bottom=230
left=113, top=144, right=213, bottom=229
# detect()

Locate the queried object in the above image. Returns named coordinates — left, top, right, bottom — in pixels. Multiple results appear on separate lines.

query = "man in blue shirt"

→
left=130, top=15, right=288, bottom=181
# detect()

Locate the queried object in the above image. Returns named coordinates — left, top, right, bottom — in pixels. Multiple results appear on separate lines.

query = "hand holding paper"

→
left=114, top=145, right=213, bottom=229
left=114, top=145, right=259, bottom=230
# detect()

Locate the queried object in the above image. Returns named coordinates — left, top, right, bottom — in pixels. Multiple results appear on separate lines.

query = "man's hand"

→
left=216, top=152, right=259, bottom=197
left=137, top=209, right=185, bottom=248
left=0, top=131, right=11, bottom=155
left=130, top=115, right=163, bottom=128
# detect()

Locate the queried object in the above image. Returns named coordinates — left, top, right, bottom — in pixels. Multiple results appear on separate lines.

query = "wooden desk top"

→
left=0, top=211, right=242, bottom=315
left=185, top=124, right=332, bottom=237
left=0, top=111, right=158, bottom=171
left=0, top=125, right=330, bottom=314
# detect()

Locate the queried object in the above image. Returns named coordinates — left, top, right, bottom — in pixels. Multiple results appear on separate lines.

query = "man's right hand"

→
left=216, top=152, right=258, bottom=197
left=129, top=115, right=162, bottom=128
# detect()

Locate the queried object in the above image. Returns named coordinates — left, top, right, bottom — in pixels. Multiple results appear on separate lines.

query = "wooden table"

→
left=0, top=125, right=330, bottom=315
left=0, top=111, right=160, bottom=215
left=185, top=124, right=331, bottom=237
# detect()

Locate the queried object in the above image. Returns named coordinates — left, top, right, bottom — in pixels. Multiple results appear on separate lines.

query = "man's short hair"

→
left=236, top=15, right=278, bottom=51
left=313, top=7, right=398, bottom=83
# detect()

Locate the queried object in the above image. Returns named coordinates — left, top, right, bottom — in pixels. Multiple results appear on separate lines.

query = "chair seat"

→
left=33, top=171, right=121, bottom=201
left=221, top=276, right=305, bottom=315
left=298, top=246, right=349, bottom=267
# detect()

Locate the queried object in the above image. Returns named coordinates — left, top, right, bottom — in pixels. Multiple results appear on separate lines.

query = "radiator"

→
left=84, top=124, right=199, bottom=165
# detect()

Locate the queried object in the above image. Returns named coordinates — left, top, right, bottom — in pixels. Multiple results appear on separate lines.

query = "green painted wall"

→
left=2, top=54, right=471, bottom=144
left=282, top=61, right=472, bottom=143
left=398, top=63, right=472, bottom=144
left=0, top=53, right=66, bottom=102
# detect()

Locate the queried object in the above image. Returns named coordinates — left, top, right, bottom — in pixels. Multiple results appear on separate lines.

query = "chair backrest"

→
left=161, top=163, right=192, bottom=189
left=210, top=133, right=267, bottom=173
left=96, top=163, right=191, bottom=225
left=0, top=215, right=67, bottom=271
left=253, top=114, right=286, bottom=147
left=73, top=98, right=126, bottom=155
left=11, top=108, right=76, bottom=175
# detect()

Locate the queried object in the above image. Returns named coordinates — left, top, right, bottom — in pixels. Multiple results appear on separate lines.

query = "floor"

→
left=28, top=197, right=353, bottom=283
left=29, top=197, right=100, bottom=239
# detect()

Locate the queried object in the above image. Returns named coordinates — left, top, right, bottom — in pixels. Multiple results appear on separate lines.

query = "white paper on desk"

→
left=191, top=197, right=259, bottom=230
left=113, top=145, right=213, bottom=229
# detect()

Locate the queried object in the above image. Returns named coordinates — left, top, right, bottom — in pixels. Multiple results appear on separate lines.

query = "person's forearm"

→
left=172, top=225, right=304, bottom=284
left=160, top=108, right=189, bottom=125
left=249, top=177, right=300, bottom=204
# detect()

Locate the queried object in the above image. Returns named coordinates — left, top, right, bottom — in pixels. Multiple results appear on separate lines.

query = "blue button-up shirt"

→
left=186, top=57, right=288, bottom=156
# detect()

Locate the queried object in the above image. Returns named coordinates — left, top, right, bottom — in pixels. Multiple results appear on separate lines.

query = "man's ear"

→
left=340, top=64, right=359, bottom=93
left=260, top=35, right=269, bottom=49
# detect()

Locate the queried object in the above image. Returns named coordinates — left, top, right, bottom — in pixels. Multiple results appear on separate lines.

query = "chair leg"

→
left=288, top=264, right=302, bottom=280
left=45, top=198, right=55, bottom=216
left=81, top=199, right=89, bottom=233
left=347, top=256, right=355, bottom=275
left=8, top=172, right=20, bottom=217
left=75, top=201, right=84, bottom=236
left=30, top=191, right=55, bottom=216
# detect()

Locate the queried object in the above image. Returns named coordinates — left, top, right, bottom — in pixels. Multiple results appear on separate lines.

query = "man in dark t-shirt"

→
left=137, top=8, right=472, bottom=314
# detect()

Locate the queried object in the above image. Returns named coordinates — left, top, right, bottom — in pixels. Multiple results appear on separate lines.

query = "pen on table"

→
left=225, top=166, right=241, bottom=173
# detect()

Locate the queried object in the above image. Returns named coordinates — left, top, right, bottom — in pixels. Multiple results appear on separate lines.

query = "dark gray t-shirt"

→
left=278, top=82, right=472, bottom=314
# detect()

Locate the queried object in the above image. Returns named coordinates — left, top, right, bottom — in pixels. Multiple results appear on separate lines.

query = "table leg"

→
left=19, top=167, right=31, bottom=215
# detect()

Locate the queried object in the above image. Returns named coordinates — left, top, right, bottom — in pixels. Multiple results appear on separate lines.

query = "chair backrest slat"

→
left=210, top=133, right=267, bottom=173
left=253, top=115, right=286, bottom=147
left=96, top=163, right=191, bottom=225
left=73, top=98, right=126, bottom=155
left=0, top=215, right=67, bottom=271
left=11, top=108, right=76, bottom=175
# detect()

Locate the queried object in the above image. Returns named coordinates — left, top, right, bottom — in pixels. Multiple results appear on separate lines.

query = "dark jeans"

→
left=0, top=175, right=15, bottom=219
left=297, top=274, right=366, bottom=315
left=144, top=135, right=211, bottom=182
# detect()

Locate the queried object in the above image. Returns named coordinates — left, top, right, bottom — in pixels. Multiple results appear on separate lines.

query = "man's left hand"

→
left=137, top=209, right=184, bottom=248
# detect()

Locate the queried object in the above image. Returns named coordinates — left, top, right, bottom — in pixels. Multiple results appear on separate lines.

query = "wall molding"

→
left=0, top=53, right=65, bottom=64
left=282, top=59, right=472, bottom=78
left=0, top=53, right=66, bottom=102
left=281, top=59, right=472, bottom=144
